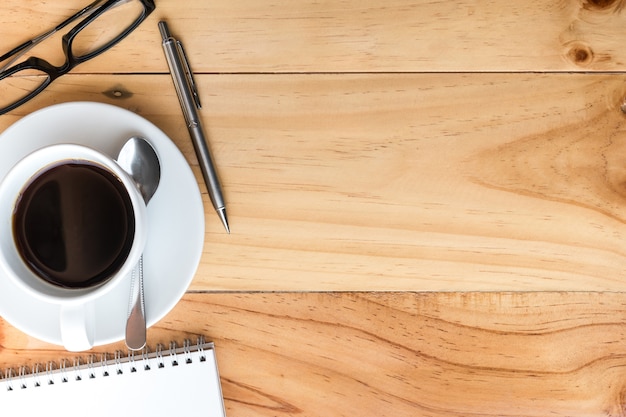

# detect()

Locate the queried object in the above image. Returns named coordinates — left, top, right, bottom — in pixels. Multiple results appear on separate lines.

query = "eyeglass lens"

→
left=0, top=71, right=50, bottom=110
left=71, top=0, right=146, bottom=59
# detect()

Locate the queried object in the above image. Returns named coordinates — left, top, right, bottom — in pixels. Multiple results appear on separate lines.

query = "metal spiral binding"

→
left=100, top=353, right=110, bottom=377
left=73, top=357, right=83, bottom=381
left=142, top=345, right=152, bottom=370
left=169, top=341, right=179, bottom=366
left=18, top=366, right=27, bottom=389
left=156, top=343, right=165, bottom=368
left=197, top=335, right=207, bottom=361
left=46, top=361, right=56, bottom=385
left=59, top=359, right=68, bottom=383
left=32, top=363, right=42, bottom=387
left=183, top=339, right=193, bottom=364
left=0, top=336, right=212, bottom=391
left=4, top=368, right=13, bottom=391
left=86, top=355, right=96, bottom=379
left=128, top=349, right=137, bottom=373
left=114, top=350, right=124, bottom=375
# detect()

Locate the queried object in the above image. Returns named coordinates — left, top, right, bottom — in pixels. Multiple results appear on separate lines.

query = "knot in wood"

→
left=583, top=0, right=618, bottom=9
left=102, top=85, right=134, bottom=100
left=566, top=43, right=594, bottom=66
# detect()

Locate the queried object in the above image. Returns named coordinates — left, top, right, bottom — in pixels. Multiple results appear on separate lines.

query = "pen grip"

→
left=189, top=123, right=226, bottom=211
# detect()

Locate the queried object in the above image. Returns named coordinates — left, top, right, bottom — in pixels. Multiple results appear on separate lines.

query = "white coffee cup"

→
left=0, top=144, right=148, bottom=351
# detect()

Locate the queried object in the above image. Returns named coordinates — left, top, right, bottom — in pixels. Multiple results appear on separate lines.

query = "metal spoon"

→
left=118, top=136, right=161, bottom=351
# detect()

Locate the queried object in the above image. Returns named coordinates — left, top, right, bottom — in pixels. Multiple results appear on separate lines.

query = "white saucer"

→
left=0, top=102, right=205, bottom=348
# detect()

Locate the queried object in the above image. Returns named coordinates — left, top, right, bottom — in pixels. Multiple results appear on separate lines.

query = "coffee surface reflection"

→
left=13, top=162, right=135, bottom=288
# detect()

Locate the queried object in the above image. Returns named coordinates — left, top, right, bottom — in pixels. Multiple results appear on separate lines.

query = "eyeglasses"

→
left=0, top=0, right=155, bottom=116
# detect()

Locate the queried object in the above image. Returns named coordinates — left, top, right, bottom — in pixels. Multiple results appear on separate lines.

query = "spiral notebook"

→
left=0, top=339, right=226, bottom=416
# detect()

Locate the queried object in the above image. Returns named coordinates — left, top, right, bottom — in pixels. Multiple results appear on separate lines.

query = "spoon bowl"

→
left=118, top=137, right=161, bottom=205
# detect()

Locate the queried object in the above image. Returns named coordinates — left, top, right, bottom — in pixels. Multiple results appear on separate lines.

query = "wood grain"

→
left=2, top=292, right=626, bottom=416
left=2, top=1, right=626, bottom=73
left=3, top=2, right=626, bottom=415
left=3, top=73, right=626, bottom=291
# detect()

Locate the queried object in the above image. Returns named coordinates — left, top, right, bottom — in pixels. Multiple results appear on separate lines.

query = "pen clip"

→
left=176, top=40, right=202, bottom=109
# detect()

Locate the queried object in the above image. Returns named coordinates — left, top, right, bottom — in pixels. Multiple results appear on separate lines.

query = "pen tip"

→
left=217, top=208, right=230, bottom=234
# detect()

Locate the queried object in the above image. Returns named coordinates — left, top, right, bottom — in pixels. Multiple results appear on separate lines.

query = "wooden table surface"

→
left=2, top=1, right=626, bottom=415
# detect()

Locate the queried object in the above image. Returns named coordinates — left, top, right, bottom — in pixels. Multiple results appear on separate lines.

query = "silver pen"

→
left=159, top=21, right=230, bottom=233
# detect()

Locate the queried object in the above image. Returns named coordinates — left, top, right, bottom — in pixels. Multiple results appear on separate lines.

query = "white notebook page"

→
left=0, top=342, right=226, bottom=416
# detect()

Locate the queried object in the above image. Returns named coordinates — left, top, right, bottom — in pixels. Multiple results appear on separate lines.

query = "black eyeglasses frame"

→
left=0, top=0, right=156, bottom=115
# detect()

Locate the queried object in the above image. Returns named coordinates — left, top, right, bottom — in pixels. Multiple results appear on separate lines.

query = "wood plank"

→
left=4, top=2, right=626, bottom=416
left=1, top=292, right=626, bottom=416
left=3, top=73, right=626, bottom=291
left=2, top=1, right=626, bottom=73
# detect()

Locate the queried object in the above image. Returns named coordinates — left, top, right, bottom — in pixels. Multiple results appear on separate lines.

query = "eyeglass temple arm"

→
left=0, top=0, right=107, bottom=71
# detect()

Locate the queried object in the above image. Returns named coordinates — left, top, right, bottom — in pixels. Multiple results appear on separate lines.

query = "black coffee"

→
left=13, top=162, right=135, bottom=289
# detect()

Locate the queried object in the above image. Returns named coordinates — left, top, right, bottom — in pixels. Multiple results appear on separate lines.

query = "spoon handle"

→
left=125, top=256, right=146, bottom=351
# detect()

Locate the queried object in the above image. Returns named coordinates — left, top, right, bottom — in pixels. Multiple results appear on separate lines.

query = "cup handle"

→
left=60, top=303, right=95, bottom=351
